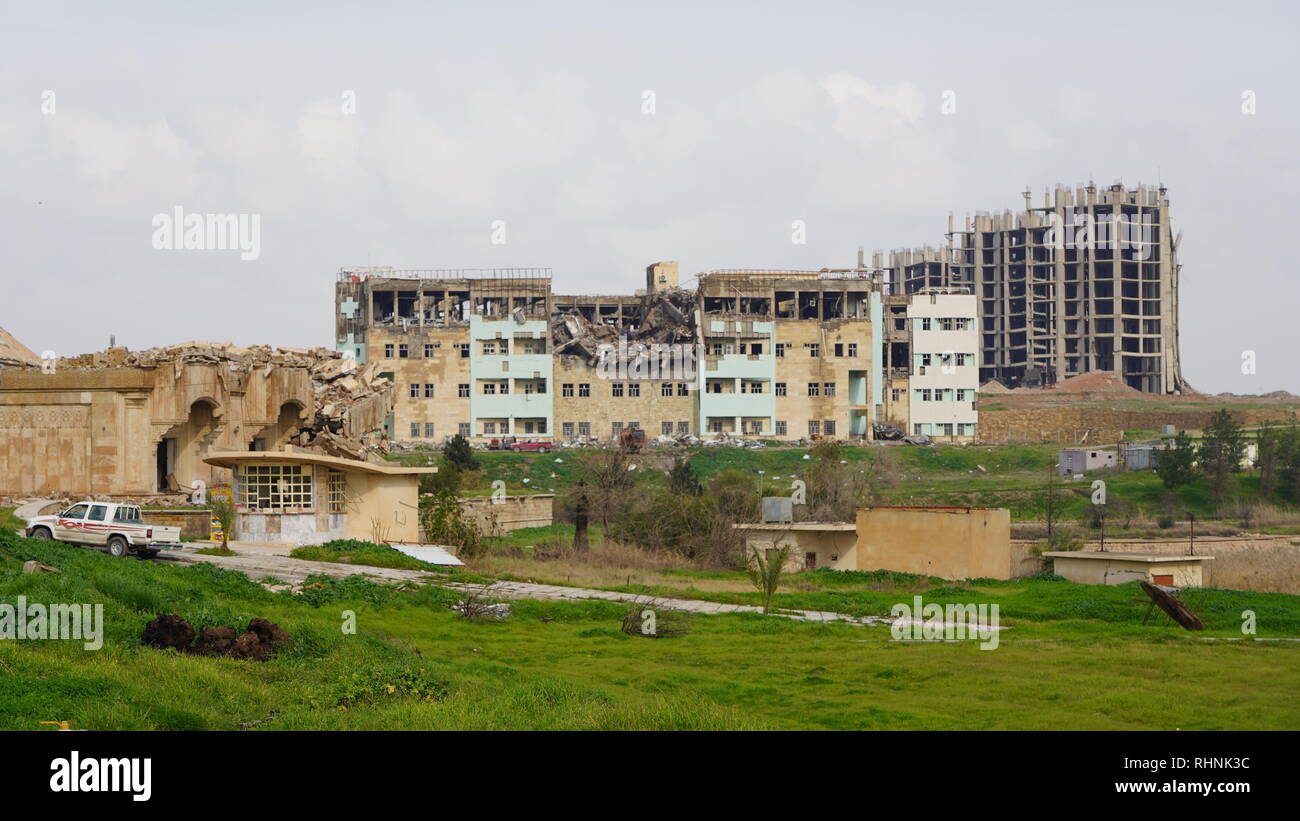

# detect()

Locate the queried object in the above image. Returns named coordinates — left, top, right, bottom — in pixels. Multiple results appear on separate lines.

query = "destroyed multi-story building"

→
left=0, top=337, right=393, bottom=498
left=334, top=260, right=979, bottom=444
left=890, top=182, right=1186, bottom=393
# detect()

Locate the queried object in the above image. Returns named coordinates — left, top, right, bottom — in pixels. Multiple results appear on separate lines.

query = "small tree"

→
left=211, top=497, right=237, bottom=549
left=1199, top=409, right=1245, bottom=507
left=1155, top=431, right=1199, bottom=490
left=418, top=487, right=482, bottom=556
left=442, top=434, right=479, bottom=472
left=666, top=456, right=704, bottom=496
left=746, top=544, right=792, bottom=615
left=1256, top=423, right=1282, bottom=498
left=1043, top=467, right=1062, bottom=540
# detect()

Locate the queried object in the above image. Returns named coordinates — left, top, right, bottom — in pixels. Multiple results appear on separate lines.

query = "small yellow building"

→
left=204, top=448, right=435, bottom=545
left=736, top=505, right=1013, bottom=580
left=1043, top=551, right=1213, bottom=588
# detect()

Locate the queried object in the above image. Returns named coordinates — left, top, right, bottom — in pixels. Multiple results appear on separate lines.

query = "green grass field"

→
left=2, top=528, right=1297, bottom=730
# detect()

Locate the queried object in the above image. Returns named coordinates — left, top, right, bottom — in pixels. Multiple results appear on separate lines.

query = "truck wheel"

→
left=138, top=549, right=160, bottom=560
left=29, top=527, right=52, bottom=540
left=107, top=536, right=129, bottom=558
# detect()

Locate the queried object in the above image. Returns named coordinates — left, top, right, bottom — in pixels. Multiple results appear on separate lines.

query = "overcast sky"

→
left=2, top=1, right=1297, bottom=393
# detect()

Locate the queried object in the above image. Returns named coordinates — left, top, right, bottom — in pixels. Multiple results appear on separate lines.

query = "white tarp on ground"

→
left=387, top=543, right=464, bottom=566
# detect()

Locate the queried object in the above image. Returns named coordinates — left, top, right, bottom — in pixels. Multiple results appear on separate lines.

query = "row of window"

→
left=410, top=422, right=473, bottom=438
left=913, top=422, right=977, bottom=437
left=410, top=383, right=473, bottom=398
left=914, top=352, right=975, bottom=367
left=767, top=342, right=859, bottom=358
left=916, top=317, right=974, bottom=331
left=915, top=388, right=974, bottom=402
left=385, top=342, right=469, bottom=359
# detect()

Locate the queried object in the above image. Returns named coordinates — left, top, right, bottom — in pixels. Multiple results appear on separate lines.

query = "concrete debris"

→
left=27, top=340, right=394, bottom=462
left=551, top=288, right=697, bottom=366
left=22, top=560, right=61, bottom=574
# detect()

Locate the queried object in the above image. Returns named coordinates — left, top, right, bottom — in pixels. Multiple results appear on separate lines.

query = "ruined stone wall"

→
left=774, top=319, right=873, bottom=439
left=552, top=357, right=695, bottom=441
left=977, top=405, right=1300, bottom=444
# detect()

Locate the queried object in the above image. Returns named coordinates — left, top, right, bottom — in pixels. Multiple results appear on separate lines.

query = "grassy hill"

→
left=2, top=528, right=1298, bottom=730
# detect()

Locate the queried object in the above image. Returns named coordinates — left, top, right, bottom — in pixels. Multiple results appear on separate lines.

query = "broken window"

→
left=834, top=343, right=844, bottom=357
left=677, top=383, right=689, bottom=396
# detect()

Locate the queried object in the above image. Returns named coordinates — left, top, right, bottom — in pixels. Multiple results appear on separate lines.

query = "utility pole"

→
left=1188, top=512, right=1196, bottom=556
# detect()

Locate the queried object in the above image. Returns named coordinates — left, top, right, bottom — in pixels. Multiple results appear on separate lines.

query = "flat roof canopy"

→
left=205, top=450, right=436, bottom=476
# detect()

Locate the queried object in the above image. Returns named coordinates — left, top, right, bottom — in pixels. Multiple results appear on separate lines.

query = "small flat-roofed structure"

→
left=1043, top=551, right=1213, bottom=587
left=204, top=448, right=435, bottom=545
left=733, top=522, right=858, bottom=571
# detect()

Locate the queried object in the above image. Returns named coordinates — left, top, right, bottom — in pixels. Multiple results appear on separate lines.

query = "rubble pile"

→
left=551, top=288, right=697, bottom=365
left=57, top=341, right=395, bottom=461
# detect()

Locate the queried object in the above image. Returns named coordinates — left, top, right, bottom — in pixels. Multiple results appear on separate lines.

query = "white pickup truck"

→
left=24, top=502, right=184, bottom=559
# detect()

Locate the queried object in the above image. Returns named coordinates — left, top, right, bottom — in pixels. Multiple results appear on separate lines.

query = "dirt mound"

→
left=979, top=379, right=1010, bottom=394
left=1052, top=372, right=1141, bottom=396
left=141, top=615, right=290, bottom=661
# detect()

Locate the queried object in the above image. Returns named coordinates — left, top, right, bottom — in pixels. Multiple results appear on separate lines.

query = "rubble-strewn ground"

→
left=2, top=530, right=1298, bottom=730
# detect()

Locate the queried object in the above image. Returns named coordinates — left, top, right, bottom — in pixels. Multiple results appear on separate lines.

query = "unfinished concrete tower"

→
left=889, top=183, right=1186, bottom=394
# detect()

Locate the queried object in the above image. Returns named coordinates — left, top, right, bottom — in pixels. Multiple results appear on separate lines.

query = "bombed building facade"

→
left=0, top=341, right=394, bottom=498
left=335, top=260, right=979, bottom=444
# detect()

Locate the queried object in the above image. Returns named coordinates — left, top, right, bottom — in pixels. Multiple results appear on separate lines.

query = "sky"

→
left=2, top=0, right=1297, bottom=393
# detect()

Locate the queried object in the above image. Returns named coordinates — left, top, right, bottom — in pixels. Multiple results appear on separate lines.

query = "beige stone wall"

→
left=740, top=528, right=859, bottom=571
left=855, top=506, right=1013, bottom=579
left=369, top=326, right=471, bottom=442
left=0, top=363, right=314, bottom=497
left=552, top=357, right=694, bottom=440
left=774, top=320, right=873, bottom=439
left=459, top=494, right=554, bottom=535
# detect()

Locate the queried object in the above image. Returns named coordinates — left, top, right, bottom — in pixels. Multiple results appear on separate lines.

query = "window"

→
left=424, top=343, right=435, bottom=357
left=775, top=420, right=787, bottom=436
left=808, top=343, right=820, bottom=357
left=524, top=421, right=534, bottom=433
left=240, top=464, right=313, bottom=511
left=823, top=382, right=836, bottom=397
left=746, top=420, right=762, bottom=434
left=628, top=383, right=640, bottom=398
left=847, top=343, right=858, bottom=357
left=677, top=383, right=689, bottom=396
left=410, top=423, right=420, bottom=437
left=458, top=422, right=470, bottom=436
left=920, top=318, right=932, bottom=331
left=483, top=383, right=496, bottom=395
left=562, top=383, right=574, bottom=397
left=920, top=353, right=932, bottom=366
left=424, top=384, right=435, bottom=398
left=775, top=343, right=786, bottom=358
left=629, top=421, right=640, bottom=430
left=563, top=422, right=574, bottom=438
left=612, top=422, right=624, bottom=435
left=612, top=382, right=624, bottom=397
left=424, top=423, right=435, bottom=438
left=775, top=382, right=787, bottom=397
left=458, top=344, right=470, bottom=358
left=744, top=381, right=764, bottom=394
left=536, top=380, right=547, bottom=394
left=578, top=422, right=591, bottom=437
left=677, top=421, right=690, bottom=434
left=956, top=389, right=969, bottom=402
left=918, top=389, right=932, bottom=402
left=484, top=422, right=496, bottom=435
left=500, top=381, right=510, bottom=395
left=891, top=388, right=904, bottom=402
left=808, top=420, right=821, bottom=436
left=709, top=419, right=723, bottom=433
left=409, top=383, right=420, bottom=399
left=113, top=506, right=142, bottom=524
left=328, top=470, right=346, bottom=513
left=807, top=383, right=820, bottom=397
left=939, top=423, right=954, bottom=437
left=63, top=504, right=89, bottom=520
left=750, top=343, right=763, bottom=355
left=384, top=344, right=394, bottom=358
left=579, top=383, right=590, bottom=397
left=87, top=505, right=107, bottom=522
left=914, top=423, right=924, bottom=435
left=524, top=381, right=535, bottom=394
left=834, top=343, right=844, bottom=357
left=823, top=420, right=836, bottom=436
left=661, top=382, right=673, bottom=397
left=398, top=344, right=409, bottom=359
left=458, top=384, right=470, bottom=398
left=711, top=343, right=724, bottom=356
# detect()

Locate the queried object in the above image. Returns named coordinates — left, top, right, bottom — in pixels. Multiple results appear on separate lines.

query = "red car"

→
left=508, top=438, right=553, bottom=453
